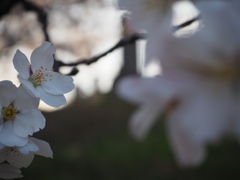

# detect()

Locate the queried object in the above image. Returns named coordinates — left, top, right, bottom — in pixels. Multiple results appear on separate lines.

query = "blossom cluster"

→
left=0, top=42, right=74, bottom=179
left=117, top=0, right=240, bottom=166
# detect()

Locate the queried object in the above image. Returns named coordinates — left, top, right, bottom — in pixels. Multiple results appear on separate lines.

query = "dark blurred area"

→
left=25, top=92, right=240, bottom=180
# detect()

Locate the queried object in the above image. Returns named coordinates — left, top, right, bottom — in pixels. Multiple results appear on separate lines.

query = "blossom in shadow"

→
left=13, top=42, right=75, bottom=108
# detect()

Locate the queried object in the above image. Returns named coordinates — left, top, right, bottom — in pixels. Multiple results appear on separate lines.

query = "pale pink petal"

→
left=7, top=149, right=34, bottom=168
left=30, top=41, right=56, bottom=72
left=167, top=116, right=206, bottom=167
left=41, top=72, right=74, bottom=95
left=13, top=49, right=30, bottom=80
left=36, top=86, right=67, bottom=107
left=0, top=121, right=28, bottom=147
left=18, top=138, right=39, bottom=155
left=0, top=81, right=17, bottom=107
left=0, top=164, right=23, bottom=179
left=129, top=101, right=163, bottom=140
left=13, top=109, right=45, bottom=137
left=31, top=137, right=53, bottom=158
left=13, top=85, right=39, bottom=111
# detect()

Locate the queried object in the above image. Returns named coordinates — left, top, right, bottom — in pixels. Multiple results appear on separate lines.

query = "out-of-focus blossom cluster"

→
left=117, top=0, right=240, bottom=166
left=0, top=42, right=74, bottom=179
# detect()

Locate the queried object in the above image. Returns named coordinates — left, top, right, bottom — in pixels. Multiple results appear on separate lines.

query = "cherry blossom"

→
left=0, top=164, right=22, bottom=179
left=117, top=1, right=240, bottom=166
left=0, top=137, right=53, bottom=168
left=0, top=81, right=45, bottom=147
left=13, top=41, right=75, bottom=108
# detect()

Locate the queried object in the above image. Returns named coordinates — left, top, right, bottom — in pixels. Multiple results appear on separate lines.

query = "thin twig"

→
left=54, top=15, right=200, bottom=74
left=53, top=33, right=146, bottom=72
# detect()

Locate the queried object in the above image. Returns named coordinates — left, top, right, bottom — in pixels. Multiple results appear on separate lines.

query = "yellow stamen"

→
left=2, top=104, right=18, bottom=121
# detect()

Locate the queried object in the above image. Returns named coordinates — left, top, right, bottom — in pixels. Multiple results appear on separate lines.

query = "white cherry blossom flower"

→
left=0, top=137, right=53, bottom=168
left=0, top=81, right=45, bottom=147
left=13, top=41, right=75, bottom=108
left=0, top=164, right=23, bottom=179
left=117, top=1, right=240, bottom=166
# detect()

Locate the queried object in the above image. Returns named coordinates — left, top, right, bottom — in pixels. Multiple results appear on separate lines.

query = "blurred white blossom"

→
left=0, top=164, right=22, bottom=179
left=0, top=137, right=53, bottom=168
left=117, top=1, right=240, bottom=166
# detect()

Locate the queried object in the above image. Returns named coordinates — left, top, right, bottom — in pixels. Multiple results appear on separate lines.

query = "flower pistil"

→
left=2, top=104, right=19, bottom=121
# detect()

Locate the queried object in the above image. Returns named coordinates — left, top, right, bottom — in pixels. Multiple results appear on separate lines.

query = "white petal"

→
left=36, top=86, right=67, bottom=107
left=116, top=75, right=175, bottom=104
left=0, top=164, right=23, bottom=179
left=116, top=76, right=157, bottom=104
left=7, top=148, right=34, bottom=168
left=30, top=41, right=56, bottom=72
left=116, top=76, right=147, bottom=104
left=14, top=109, right=45, bottom=137
left=41, top=72, right=74, bottom=95
left=13, top=85, right=40, bottom=111
left=176, top=83, right=231, bottom=143
left=144, top=16, right=171, bottom=66
left=13, top=49, right=30, bottom=80
left=0, top=81, right=17, bottom=107
left=0, top=121, right=28, bottom=147
left=129, top=101, right=163, bottom=140
left=18, top=76, right=43, bottom=102
left=18, top=138, right=39, bottom=155
left=31, top=137, right=53, bottom=158
left=167, top=116, right=206, bottom=167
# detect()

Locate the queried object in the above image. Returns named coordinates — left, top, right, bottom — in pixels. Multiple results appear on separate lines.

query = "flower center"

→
left=2, top=104, right=18, bottom=121
left=28, top=66, right=53, bottom=88
left=5, top=147, right=20, bottom=157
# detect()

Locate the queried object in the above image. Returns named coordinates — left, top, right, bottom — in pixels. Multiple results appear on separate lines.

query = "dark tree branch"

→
left=173, top=15, right=201, bottom=31
left=0, top=0, right=50, bottom=41
left=54, top=15, right=200, bottom=75
left=53, top=32, right=146, bottom=72
left=21, top=0, right=50, bottom=41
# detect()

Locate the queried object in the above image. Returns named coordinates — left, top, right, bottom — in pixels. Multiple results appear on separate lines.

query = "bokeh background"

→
left=1, top=0, right=240, bottom=179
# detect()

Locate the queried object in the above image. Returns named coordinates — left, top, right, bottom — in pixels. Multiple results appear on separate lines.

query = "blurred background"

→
left=1, top=0, right=240, bottom=179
